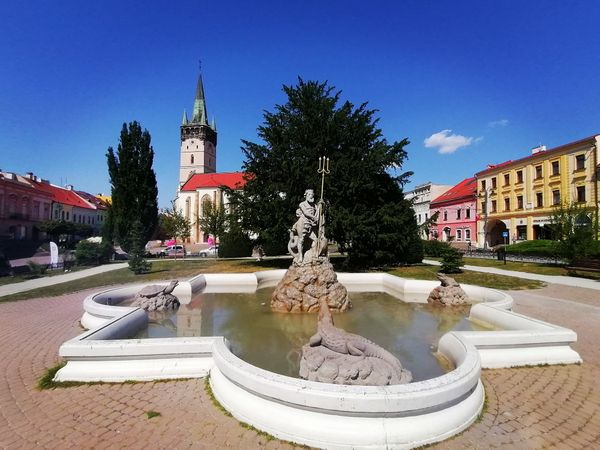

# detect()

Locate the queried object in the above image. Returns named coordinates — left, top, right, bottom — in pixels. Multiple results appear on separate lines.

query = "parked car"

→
left=199, top=246, right=218, bottom=257
left=160, top=244, right=186, bottom=257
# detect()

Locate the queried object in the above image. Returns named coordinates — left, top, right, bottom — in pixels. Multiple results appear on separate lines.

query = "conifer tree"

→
left=106, top=121, right=159, bottom=252
left=228, top=78, right=422, bottom=268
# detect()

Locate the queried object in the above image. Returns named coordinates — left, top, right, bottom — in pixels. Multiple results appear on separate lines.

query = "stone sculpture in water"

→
left=427, top=273, right=470, bottom=307
left=299, top=297, right=413, bottom=385
left=271, top=188, right=351, bottom=313
left=132, top=280, right=180, bottom=311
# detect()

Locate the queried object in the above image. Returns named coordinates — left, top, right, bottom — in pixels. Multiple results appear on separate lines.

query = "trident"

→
left=316, top=156, right=330, bottom=259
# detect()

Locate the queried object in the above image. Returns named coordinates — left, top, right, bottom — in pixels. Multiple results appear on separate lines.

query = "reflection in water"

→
left=132, top=289, right=489, bottom=381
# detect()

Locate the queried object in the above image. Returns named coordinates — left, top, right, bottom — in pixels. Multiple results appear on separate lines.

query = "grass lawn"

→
left=0, top=256, right=545, bottom=303
left=0, top=265, right=94, bottom=287
left=386, top=264, right=545, bottom=290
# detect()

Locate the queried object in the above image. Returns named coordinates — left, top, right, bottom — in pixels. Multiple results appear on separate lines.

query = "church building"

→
left=174, top=74, right=245, bottom=245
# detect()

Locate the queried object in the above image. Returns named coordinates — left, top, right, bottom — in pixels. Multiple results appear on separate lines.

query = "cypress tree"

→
left=106, top=121, right=159, bottom=252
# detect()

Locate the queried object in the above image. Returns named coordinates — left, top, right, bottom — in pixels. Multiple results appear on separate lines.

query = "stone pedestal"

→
left=427, top=273, right=470, bottom=307
left=271, top=261, right=351, bottom=313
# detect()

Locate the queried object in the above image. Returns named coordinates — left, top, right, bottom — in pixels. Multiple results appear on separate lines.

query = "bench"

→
left=566, top=258, right=600, bottom=274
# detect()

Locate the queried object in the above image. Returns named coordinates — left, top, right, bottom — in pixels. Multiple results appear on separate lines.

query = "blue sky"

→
left=1, top=1, right=599, bottom=207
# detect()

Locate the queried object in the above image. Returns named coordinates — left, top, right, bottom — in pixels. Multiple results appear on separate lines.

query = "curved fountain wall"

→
left=56, top=270, right=581, bottom=449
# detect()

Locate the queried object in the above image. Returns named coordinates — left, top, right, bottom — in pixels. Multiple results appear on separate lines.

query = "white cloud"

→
left=424, top=129, right=479, bottom=154
left=488, top=119, right=509, bottom=128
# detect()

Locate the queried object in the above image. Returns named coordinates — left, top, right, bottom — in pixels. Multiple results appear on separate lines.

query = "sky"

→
left=1, top=1, right=600, bottom=208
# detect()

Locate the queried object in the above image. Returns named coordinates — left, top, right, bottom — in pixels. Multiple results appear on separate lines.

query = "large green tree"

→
left=106, top=121, right=159, bottom=252
left=228, top=78, right=422, bottom=268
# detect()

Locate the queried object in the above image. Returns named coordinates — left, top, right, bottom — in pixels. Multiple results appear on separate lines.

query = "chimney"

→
left=26, top=172, right=35, bottom=180
left=531, top=145, right=546, bottom=154
left=66, top=184, right=74, bottom=190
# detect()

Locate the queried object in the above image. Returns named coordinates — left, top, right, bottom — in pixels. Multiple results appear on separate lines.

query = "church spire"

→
left=182, top=109, right=188, bottom=125
left=192, top=74, right=208, bottom=125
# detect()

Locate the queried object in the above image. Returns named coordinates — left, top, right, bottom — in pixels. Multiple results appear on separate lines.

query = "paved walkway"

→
left=0, top=263, right=128, bottom=297
left=1, top=284, right=599, bottom=448
left=423, top=259, right=600, bottom=290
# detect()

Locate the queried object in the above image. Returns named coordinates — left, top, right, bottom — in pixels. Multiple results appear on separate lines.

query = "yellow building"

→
left=475, top=134, right=600, bottom=248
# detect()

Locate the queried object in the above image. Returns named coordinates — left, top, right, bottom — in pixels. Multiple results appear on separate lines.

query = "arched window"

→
left=185, top=198, right=191, bottom=219
left=191, top=154, right=195, bottom=164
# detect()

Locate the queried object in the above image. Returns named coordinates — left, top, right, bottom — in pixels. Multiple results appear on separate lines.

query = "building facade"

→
left=429, top=177, right=477, bottom=249
left=0, top=172, right=53, bottom=240
left=405, top=182, right=452, bottom=239
left=177, top=172, right=246, bottom=244
left=475, top=134, right=600, bottom=248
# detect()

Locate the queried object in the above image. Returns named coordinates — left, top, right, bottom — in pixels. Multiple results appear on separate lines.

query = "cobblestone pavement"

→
left=0, top=285, right=599, bottom=449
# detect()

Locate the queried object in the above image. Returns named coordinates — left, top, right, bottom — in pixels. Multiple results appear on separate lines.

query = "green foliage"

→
left=145, top=411, right=161, bottom=419
left=158, top=203, right=191, bottom=243
left=218, top=224, right=254, bottom=258
left=550, top=203, right=598, bottom=263
left=504, top=239, right=557, bottom=257
left=0, top=250, right=11, bottom=276
left=26, top=260, right=48, bottom=277
left=440, top=247, right=464, bottom=273
left=38, top=220, right=93, bottom=244
left=198, top=200, right=226, bottom=245
left=127, top=220, right=151, bottom=274
left=106, top=121, right=159, bottom=252
left=37, top=361, right=67, bottom=390
left=421, top=239, right=452, bottom=257
left=74, top=240, right=113, bottom=266
left=227, top=78, right=421, bottom=268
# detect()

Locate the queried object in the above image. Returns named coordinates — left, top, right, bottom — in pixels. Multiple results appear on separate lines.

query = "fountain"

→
left=53, top=157, right=583, bottom=448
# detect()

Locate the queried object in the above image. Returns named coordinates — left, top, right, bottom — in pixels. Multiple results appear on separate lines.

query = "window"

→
left=191, top=154, right=195, bottom=164
left=577, top=186, right=586, bottom=202
left=482, top=202, right=487, bottom=214
left=576, top=154, right=585, bottom=170
left=551, top=161, right=559, bottom=176
left=535, top=165, right=543, bottom=179
left=456, top=209, right=461, bottom=219
left=536, top=192, right=543, bottom=208
left=517, top=195, right=523, bottom=209
left=465, top=229, right=471, bottom=241
left=443, top=211, right=448, bottom=221
left=516, top=225, right=526, bottom=240
left=552, top=190, right=560, bottom=205
left=465, top=208, right=471, bottom=219
left=491, top=200, right=497, bottom=213
left=418, top=214, right=421, bottom=223
left=516, top=170, right=523, bottom=183
left=491, top=177, right=497, bottom=189
left=481, top=180, right=487, bottom=190
left=503, top=174, right=510, bottom=186
left=504, top=198, right=510, bottom=211
left=457, top=229, right=462, bottom=241
left=425, top=213, right=428, bottom=220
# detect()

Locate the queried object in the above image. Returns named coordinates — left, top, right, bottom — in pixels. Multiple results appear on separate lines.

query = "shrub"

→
left=74, top=240, right=113, bottom=266
left=26, top=260, right=48, bottom=277
left=0, top=250, right=11, bottom=276
left=440, top=247, right=464, bottom=274
left=219, top=229, right=253, bottom=258
left=504, top=240, right=557, bottom=257
left=421, top=239, right=452, bottom=257
left=128, top=220, right=151, bottom=274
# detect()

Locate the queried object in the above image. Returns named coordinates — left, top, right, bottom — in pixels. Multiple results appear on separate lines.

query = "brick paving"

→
left=1, top=285, right=599, bottom=449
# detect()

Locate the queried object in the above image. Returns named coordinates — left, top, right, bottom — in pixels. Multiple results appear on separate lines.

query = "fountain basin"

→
left=56, top=270, right=581, bottom=449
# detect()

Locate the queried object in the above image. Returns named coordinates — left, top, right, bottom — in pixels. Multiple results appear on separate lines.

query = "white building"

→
left=405, top=182, right=453, bottom=239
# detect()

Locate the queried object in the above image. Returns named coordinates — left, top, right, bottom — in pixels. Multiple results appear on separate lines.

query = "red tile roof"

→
left=430, top=177, right=477, bottom=206
left=475, top=133, right=599, bottom=176
left=180, top=172, right=247, bottom=191
left=76, top=191, right=109, bottom=210
left=31, top=181, right=95, bottom=210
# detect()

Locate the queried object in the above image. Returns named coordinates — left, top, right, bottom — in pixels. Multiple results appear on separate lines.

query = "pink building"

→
left=429, top=177, right=477, bottom=249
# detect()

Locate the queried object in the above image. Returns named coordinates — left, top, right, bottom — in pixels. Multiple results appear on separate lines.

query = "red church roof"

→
left=31, top=181, right=96, bottom=210
left=430, top=177, right=477, bottom=207
left=180, top=172, right=247, bottom=191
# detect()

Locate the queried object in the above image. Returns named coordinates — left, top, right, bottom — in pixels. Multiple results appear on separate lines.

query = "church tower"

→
left=179, top=74, right=217, bottom=186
